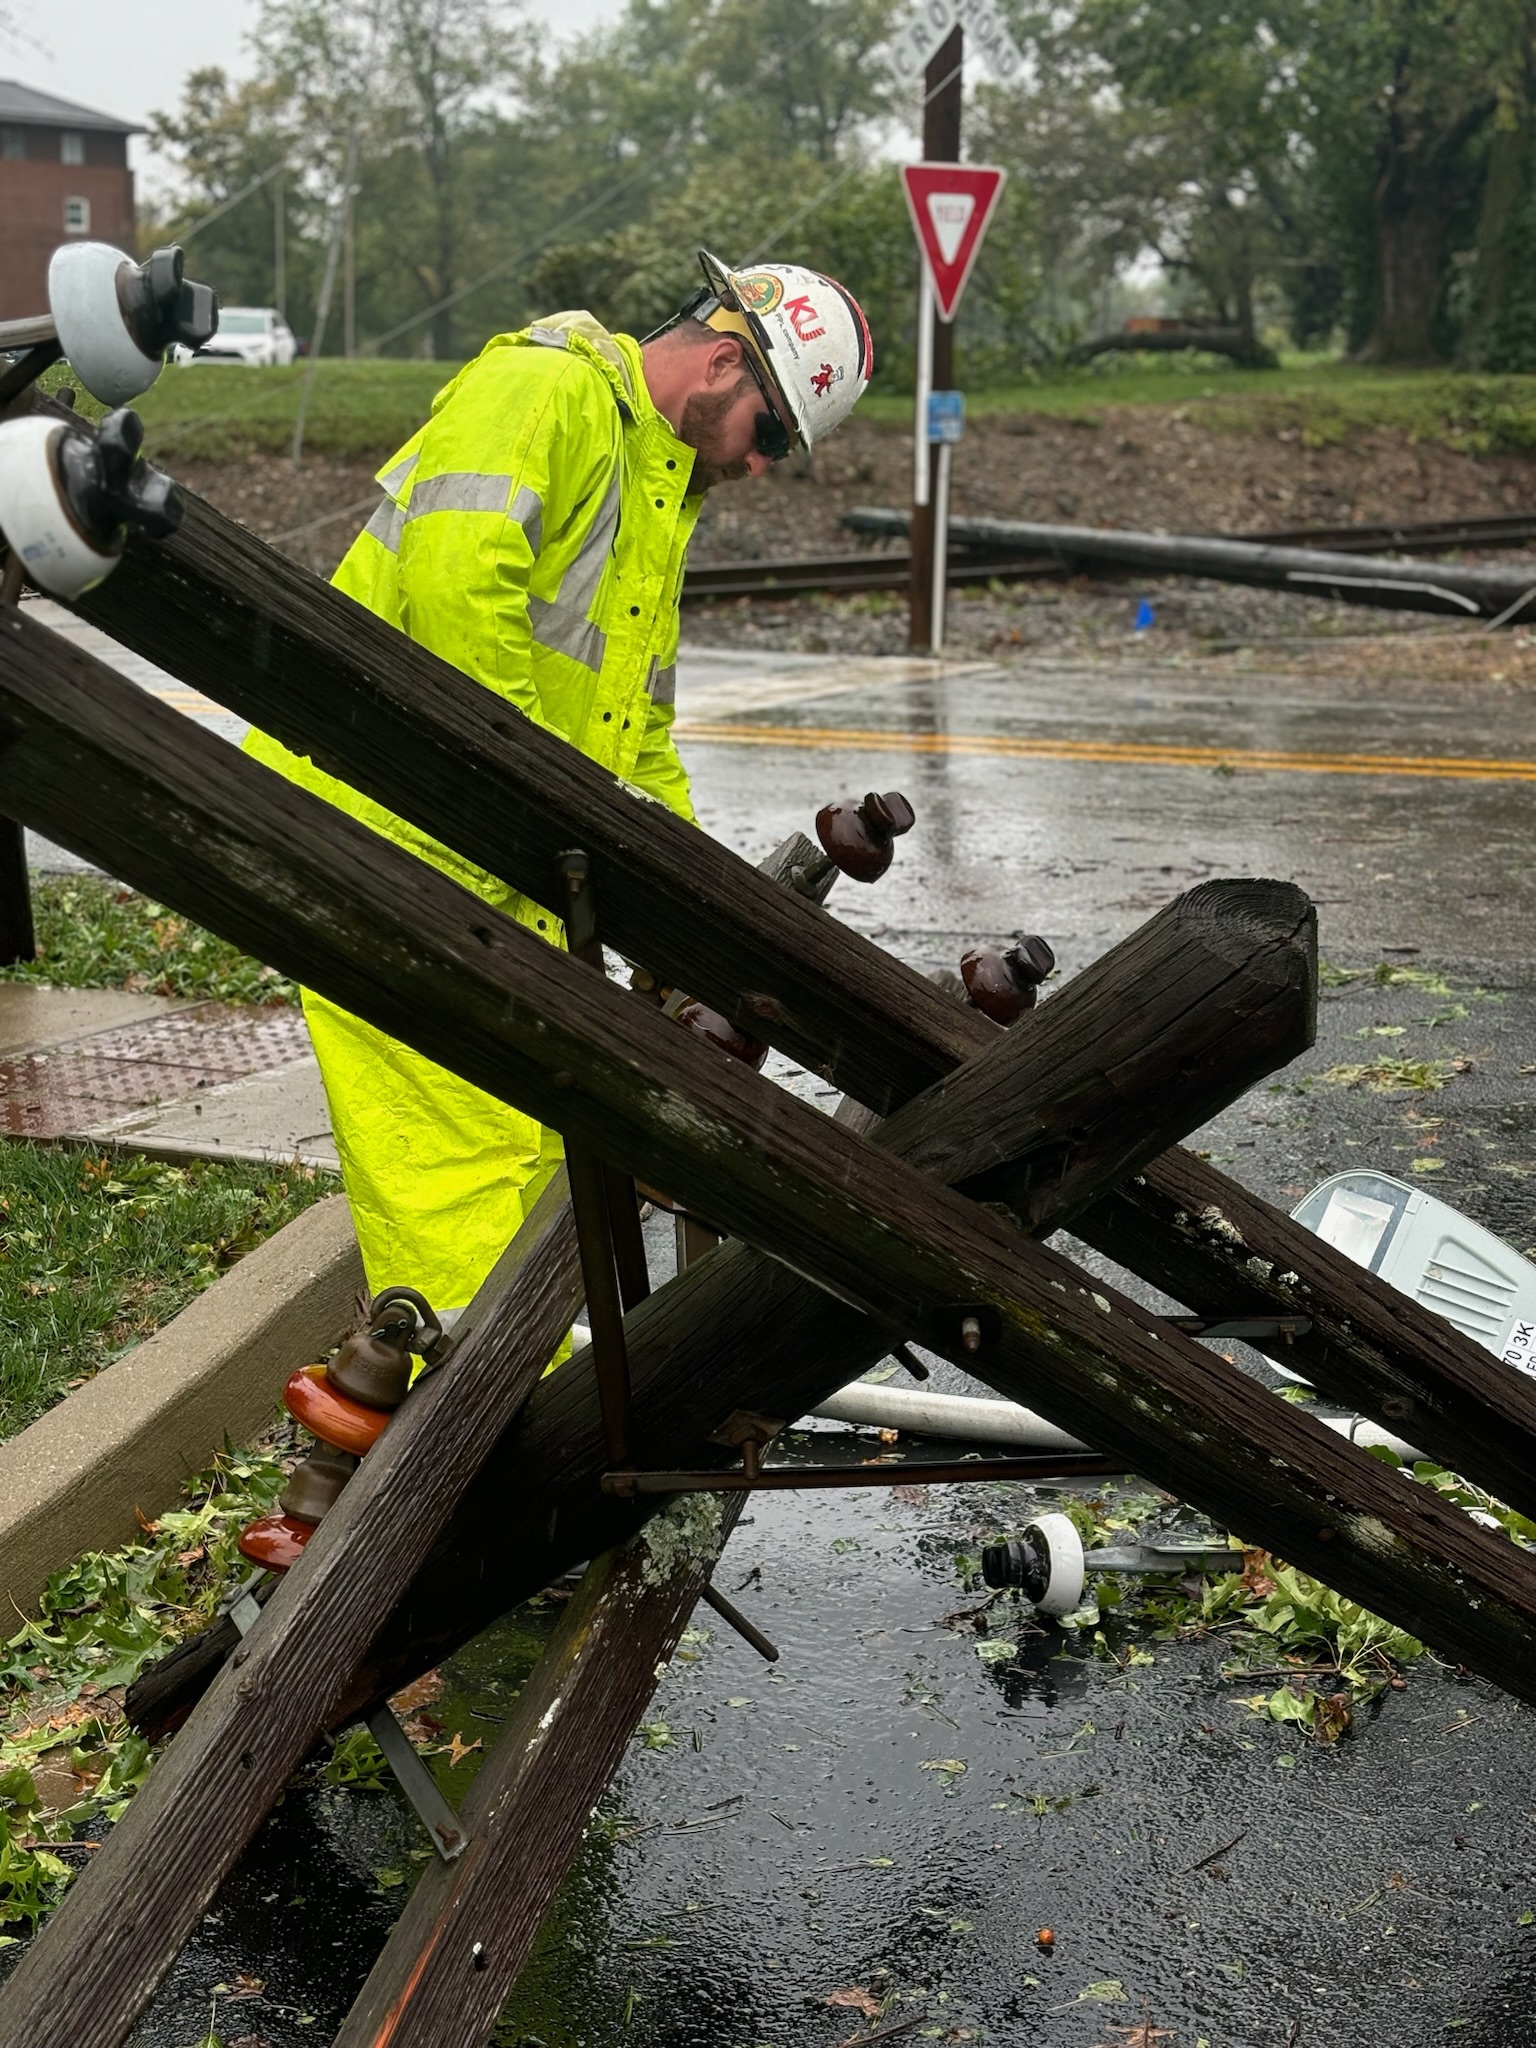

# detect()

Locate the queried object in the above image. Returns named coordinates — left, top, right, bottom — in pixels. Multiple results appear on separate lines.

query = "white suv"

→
left=174, top=306, right=298, bottom=367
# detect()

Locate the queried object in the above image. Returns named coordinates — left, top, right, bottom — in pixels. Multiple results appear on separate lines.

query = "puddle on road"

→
left=113, top=1463, right=1536, bottom=2048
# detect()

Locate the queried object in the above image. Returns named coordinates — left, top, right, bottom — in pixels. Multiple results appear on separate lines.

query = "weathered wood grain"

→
left=877, top=874, right=1315, bottom=1227
left=0, top=610, right=1513, bottom=1716
left=332, top=1504, right=746, bottom=2048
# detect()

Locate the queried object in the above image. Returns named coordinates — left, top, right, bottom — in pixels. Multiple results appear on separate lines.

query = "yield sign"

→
left=901, top=162, right=1007, bottom=322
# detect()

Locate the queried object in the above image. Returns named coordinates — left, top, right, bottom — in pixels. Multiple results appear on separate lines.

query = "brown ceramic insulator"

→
left=813, top=789, right=916, bottom=883
left=236, top=1511, right=316, bottom=1573
left=325, top=1314, right=415, bottom=1410
left=960, top=933, right=1057, bottom=1025
left=279, top=1439, right=359, bottom=1523
left=670, top=996, right=768, bottom=1068
left=284, top=1363, right=391, bottom=1456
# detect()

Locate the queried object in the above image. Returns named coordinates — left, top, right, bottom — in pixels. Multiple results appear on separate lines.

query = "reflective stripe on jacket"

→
left=246, top=310, right=701, bottom=920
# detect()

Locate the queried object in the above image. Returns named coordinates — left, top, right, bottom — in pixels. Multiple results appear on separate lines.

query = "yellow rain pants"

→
left=245, top=312, right=701, bottom=1308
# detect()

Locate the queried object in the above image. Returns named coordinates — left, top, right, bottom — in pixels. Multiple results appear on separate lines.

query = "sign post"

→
left=901, top=157, right=1007, bottom=654
left=904, top=24, right=961, bottom=654
left=927, top=389, right=964, bottom=651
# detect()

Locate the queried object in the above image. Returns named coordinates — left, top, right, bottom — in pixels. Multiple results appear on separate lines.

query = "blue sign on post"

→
left=927, top=389, right=965, bottom=444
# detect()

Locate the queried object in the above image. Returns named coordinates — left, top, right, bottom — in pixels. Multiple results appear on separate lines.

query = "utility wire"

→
left=359, top=154, right=657, bottom=353
left=359, top=4, right=922, bottom=353
left=176, top=161, right=287, bottom=243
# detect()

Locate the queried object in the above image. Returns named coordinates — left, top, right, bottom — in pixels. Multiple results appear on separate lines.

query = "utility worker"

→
left=246, top=248, right=874, bottom=1321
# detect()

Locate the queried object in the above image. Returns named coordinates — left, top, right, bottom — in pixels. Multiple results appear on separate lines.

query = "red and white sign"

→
left=901, top=162, right=1007, bottom=322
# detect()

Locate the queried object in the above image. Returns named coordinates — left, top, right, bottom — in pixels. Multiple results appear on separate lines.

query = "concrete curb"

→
left=0, top=1193, right=363, bottom=1619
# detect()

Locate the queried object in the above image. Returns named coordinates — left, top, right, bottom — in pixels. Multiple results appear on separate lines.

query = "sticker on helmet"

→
left=810, top=361, right=842, bottom=398
left=736, top=272, right=785, bottom=315
left=785, top=294, right=826, bottom=343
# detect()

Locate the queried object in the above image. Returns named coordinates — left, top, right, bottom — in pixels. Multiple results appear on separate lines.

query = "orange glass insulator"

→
left=283, top=1363, right=390, bottom=1455
left=237, top=1511, right=316, bottom=1572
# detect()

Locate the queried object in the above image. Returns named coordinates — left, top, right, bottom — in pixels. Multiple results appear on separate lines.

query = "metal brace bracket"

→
left=225, top=1573, right=467, bottom=1862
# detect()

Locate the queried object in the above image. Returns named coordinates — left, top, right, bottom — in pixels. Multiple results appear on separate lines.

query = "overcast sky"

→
left=3, top=0, right=627, bottom=180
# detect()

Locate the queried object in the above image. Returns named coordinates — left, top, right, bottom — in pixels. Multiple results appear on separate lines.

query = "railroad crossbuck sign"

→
left=901, top=163, right=1007, bottom=322
left=888, top=0, right=1024, bottom=83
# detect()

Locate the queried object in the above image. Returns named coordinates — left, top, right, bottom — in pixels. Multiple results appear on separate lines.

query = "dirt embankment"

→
left=182, top=408, right=1536, bottom=684
left=190, top=408, right=1536, bottom=573
left=696, top=407, right=1536, bottom=560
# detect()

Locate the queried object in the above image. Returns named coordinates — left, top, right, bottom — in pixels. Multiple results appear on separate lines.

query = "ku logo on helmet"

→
left=785, top=295, right=826, bottom=343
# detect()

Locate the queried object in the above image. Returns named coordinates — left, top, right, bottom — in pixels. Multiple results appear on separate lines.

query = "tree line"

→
left=146, top=0, right=1536, bottom=380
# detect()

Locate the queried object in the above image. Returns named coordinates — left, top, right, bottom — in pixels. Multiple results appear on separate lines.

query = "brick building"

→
left=0, top=80, right=138, bottom=321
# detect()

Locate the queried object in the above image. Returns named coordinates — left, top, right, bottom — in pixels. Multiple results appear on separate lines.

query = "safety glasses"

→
left=741, top=351, right=793, bottom=463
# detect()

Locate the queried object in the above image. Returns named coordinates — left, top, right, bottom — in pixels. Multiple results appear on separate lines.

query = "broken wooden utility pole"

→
left=38, top=440, right=1536, bottom=1529
left=41, top=429, right=1536, bottom=1520
left=2, top=605, right=1534, bottom=1730
left=131, top=867, right=1325, bottom=1738
left=15, top=466, right=1536, bottom=1599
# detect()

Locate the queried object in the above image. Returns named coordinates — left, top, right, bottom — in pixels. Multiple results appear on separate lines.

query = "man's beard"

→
left=679, top=376, right=755, bottom=492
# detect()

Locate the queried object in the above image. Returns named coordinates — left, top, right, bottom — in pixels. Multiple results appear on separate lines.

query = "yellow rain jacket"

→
left=245, top=313, right=703, bottom=1308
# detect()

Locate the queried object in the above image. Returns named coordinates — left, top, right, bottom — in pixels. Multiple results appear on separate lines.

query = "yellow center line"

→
left=672, top=721, right=1536, bottom=784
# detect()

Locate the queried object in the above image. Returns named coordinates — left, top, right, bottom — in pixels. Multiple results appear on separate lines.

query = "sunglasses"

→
left=741, top=352, right=793, bottom=462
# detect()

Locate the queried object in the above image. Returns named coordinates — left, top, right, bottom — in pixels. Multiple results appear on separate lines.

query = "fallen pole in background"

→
left=843, top=506, right=1536, bottom=622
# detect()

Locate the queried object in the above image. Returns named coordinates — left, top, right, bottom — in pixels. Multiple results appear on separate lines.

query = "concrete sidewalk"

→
left=0, top=982, right=336, bottom=1168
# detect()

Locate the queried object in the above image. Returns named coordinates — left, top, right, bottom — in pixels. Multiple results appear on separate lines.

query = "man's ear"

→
left=702, top=335, right=747, bottom=389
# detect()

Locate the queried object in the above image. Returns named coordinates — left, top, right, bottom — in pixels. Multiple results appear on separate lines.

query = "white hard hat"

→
left=695, top=248, right=873, bottom=449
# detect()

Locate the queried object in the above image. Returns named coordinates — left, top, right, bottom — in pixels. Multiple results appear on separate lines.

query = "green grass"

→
left=0, top=1437, right=295, bottom=1932
left=41, top=356, right=461, bottom=465
left=0, top=878, right=322, bottom=1436
left=0, top=1143, right=334, bottom=1440
left=0, top=877, right=297, bottom=1006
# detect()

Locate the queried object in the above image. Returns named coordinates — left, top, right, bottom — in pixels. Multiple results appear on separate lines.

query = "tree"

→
left=147, top=69, right=307, bottom=324
left=1296, top=0, right=1535, bottom=363
left=973, top=0, right=1306, bottom=357
left=149, top=0, right=531, bottom=357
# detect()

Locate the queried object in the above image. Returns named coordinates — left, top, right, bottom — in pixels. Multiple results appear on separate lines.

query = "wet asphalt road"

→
left=33, top=637, right=1536, bottom=2046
